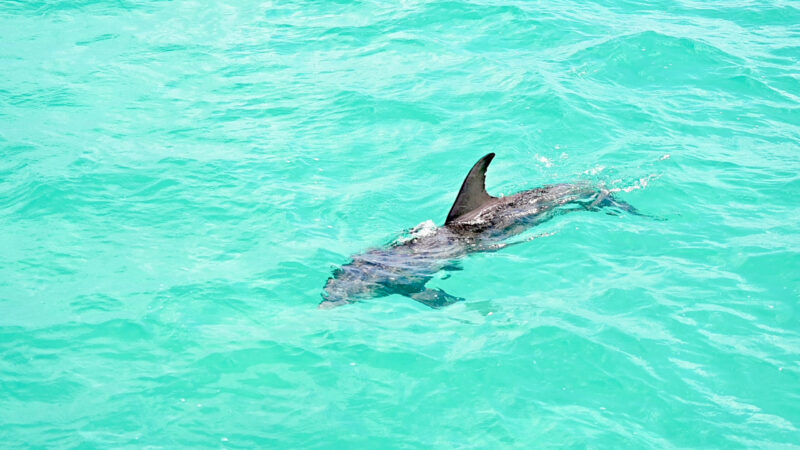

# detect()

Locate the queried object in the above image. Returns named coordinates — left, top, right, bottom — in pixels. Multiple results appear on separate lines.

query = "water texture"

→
left=1, top=0, right=799, bottom=447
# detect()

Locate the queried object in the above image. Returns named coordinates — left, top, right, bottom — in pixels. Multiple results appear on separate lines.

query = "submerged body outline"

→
left=320, top=153, right=637, bottom=309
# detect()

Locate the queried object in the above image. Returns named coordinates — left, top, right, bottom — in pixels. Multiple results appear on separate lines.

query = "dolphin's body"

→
left=320, top=153, right=635, bottom=309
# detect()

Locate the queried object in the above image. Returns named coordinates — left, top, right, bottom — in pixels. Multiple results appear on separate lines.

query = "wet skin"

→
left=320, top=155, right=634, bottom=309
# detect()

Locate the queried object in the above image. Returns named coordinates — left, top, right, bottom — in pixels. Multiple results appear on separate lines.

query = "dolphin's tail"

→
left=589, top=190, right=662, bottom=220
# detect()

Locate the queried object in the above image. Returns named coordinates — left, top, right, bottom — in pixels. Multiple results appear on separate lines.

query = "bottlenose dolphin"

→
left=320, top=153, right=637, bottom=309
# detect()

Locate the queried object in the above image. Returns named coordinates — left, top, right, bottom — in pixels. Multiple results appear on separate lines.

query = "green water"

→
left=2, top=0, right=799, bottom=447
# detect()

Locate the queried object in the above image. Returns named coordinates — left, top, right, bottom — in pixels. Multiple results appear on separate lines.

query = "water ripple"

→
left=2, top=0, right=799, bottom=447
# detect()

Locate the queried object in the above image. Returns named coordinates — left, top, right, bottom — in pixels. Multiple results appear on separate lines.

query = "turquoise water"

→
left=2, top=0, right=799, bottom=447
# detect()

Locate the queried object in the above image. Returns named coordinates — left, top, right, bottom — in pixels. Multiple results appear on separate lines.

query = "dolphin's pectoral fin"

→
left=441, top=261, right=463, bottom=271
left=410, top=288, right=465, bottom=308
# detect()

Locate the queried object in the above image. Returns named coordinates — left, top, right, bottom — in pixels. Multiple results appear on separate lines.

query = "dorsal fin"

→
left=445, top=153, right=497, bottom=224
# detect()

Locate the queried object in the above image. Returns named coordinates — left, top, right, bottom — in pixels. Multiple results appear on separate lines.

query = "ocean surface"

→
left=1, top=0, right=799, bottom=447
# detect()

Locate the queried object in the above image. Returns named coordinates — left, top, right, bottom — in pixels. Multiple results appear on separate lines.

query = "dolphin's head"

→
left=319, top=264, right=380, bottom=309
left=319, top=275, right=350, bottom=309
left=318, top=297, right=348, bottom=309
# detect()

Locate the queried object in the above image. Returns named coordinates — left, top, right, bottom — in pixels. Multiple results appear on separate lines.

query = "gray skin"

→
left=320, top=153, right=635, bottom=309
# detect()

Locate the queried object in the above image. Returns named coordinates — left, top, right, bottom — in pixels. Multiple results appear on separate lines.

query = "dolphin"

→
left=320, top=153, right=638, bottom=309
